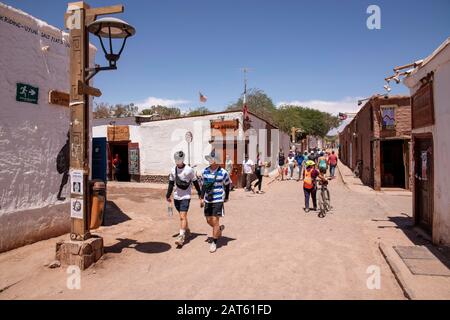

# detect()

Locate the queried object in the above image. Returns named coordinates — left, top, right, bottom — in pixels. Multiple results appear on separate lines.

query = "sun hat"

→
left=306, top=160, right=315, bottom=167
left=205, top=149, right=221, bottom=163
left=174, top=150, right=185, bottom=162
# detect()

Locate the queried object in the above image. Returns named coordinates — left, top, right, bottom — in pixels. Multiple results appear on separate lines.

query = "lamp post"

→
left=58, top=1, right=135, bottom=269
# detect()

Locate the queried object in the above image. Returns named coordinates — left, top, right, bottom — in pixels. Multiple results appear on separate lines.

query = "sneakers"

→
left=209, top=242, right=217, bottom=253
left=175, top=234, right=185, bottom=247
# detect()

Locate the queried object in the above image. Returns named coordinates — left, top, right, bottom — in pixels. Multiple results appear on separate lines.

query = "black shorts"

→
left=174, top=199, right=190, bottom=212
left=204, top=202, right=224, bottom=217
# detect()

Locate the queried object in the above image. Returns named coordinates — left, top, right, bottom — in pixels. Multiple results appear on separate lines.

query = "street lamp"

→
left=86, top=17, right=136, bottom=81
left=57, top=1, right=136, bottom=270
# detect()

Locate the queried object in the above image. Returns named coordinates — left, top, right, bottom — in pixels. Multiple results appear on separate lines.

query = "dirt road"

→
left=0, top=173, right=406, bottom=299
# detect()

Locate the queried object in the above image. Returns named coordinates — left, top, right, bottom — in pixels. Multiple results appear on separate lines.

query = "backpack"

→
left=203, top=167, right=221, bottom=200
left=319, top=158, right=327, bottom=170
left=175, top=166, right=191, bottom=190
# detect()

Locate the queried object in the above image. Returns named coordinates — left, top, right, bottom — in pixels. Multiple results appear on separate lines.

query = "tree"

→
left=111, top=103, right=138, bottom=118
left=186, top=107, right=212, bottom=116
left=226, top=88, right=277, bottom=123
left=93, top=102, right=112, bottom=119
left=275, top=105, right=341, bottom=137
left=140, top=105, right=181, bottom=119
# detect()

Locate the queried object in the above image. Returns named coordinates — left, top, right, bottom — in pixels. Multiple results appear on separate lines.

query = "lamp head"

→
left=87, top=17, right=136, bottom=39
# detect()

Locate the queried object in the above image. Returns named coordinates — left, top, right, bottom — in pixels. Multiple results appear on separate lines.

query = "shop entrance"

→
left=414, top=135, right=433, bottom=233
left=108, top=141, right=130, bottom=182
left=380, top=140, right=406, bottom=188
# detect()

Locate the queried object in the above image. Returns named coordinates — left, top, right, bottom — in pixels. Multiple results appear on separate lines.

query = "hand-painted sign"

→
left=107, top=126, right=130, bottom=142
left=128, top=143, right=140, bottom=175
left=49, top=90, right=70, bottom=107
left=16, top=83, right=39, bottom=104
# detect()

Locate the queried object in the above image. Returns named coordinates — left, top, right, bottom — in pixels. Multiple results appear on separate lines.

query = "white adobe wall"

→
left=404, top=42, right=450, bottom=245
left=0, top=3, right=95, bottom=252
left=138, top=112, right=244, bottom=175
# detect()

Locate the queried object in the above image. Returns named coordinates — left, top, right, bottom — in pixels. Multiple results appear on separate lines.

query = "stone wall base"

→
left=56, top=236, right=103, bottom=270
left=0, top=203, right=70, bottom=253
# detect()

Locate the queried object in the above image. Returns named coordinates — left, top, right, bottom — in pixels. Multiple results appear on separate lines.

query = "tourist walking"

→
left=328, top=150, right=338, bottom=178
left=287, top=151, right=296, bottom=180
left=242, top=154, right=255, bottom=191
left=166, top=151, right=202, bottom=248
left=200, top=150, right=230, bottom=253
left=252, top=152, right=264, bottom=194
left=277, top=149, right=286, bottom=181
left=225, top=154, right=234, bottom=190
left=303, top=160, right=319, bottom=212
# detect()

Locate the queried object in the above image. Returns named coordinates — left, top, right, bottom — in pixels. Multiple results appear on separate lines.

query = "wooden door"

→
left=414, top=136, right=433, bottom=232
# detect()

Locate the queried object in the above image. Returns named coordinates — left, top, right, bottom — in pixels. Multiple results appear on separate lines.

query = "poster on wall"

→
left=70, top=169, right=83, bottom=195
left=70, top=198, right=83, bottom=219
left=128, top=143, right=140, bottom=175
left=421, top=151, right=428, bottom=180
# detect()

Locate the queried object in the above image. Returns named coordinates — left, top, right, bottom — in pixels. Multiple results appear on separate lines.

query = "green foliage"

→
left=226, top=88, right=276, bottom=123
left=186, top=107, right=212, bottom=116
left=93, top=102, right=138, bottom=119
left=140, top=105, right=181, bottom=119
left=225, top=88, right=340, bottom=137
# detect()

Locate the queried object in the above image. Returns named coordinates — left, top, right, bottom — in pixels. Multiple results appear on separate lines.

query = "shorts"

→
left=319, top=167, right=327, bottom=174
left=204, top=202, right=224, bottom=217
left=174, top=199, right=190, bottom=212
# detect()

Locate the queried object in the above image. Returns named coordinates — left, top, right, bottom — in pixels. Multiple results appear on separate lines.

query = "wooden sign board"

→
left=412, top=82, right=434, bottom=129
left=49, top=90, right=70, bottom=107
left=107, top=125, right=130, bottom=142
left=211, top=119, right=239, bottom=130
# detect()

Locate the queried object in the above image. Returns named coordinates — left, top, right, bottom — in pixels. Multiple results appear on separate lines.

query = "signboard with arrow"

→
left=16, top=83, right=39, bottom=104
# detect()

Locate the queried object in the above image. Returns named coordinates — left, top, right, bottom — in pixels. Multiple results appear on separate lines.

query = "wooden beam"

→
left=87, top=5, right=124, bottom=17
left=78, top=80, right=102, bottom=97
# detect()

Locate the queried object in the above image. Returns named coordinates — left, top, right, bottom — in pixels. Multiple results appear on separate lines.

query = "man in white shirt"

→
left=242, top=154, right=255, bottom=192
left=166, top=151, right=201, bottom=248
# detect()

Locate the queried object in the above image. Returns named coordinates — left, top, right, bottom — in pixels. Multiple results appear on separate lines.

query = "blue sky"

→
left=3, top=0, right=450, bottom=114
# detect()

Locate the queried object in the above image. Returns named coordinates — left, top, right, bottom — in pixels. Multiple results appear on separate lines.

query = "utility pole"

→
left=56, top=1, right=135, bottom=270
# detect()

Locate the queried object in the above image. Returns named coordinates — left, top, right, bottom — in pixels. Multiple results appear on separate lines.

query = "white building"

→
left=0, top=3, right=95, bottom=252
left=403, top=37, right=450, bottom=246
left=93, top=111, right=291, bottom=186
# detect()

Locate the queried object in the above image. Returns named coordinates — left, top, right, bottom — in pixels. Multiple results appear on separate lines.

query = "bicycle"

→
left=317, top=180, right=332, bottom=218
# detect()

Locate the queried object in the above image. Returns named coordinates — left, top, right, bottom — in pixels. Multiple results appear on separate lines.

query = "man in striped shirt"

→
left=200, top=150, right=230, bottom=253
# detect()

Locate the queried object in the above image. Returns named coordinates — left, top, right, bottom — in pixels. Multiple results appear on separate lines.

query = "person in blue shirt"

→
left=200, top=150, right=230, bottom=253
left=295, top=151, right=304, bottom=181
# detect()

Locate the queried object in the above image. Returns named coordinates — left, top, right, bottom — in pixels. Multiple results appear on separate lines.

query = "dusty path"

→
left=0, top=173, right=405, bottom=299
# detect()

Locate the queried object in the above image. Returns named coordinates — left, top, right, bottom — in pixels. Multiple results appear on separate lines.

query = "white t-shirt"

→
left=243, top=159, right=254, bottom=174
left=169, top=165, right=197, bottom=200
left=288, top=156, right=295, bottom=165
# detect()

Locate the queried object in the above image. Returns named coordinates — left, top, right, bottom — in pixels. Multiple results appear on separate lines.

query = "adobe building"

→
left=403, top=37, right=450, bottom=245
left=0, top=3, right=95, bottom=252
left=339, top=95, right=412, bottom=191
left=92, top=110, right=291, bottom=187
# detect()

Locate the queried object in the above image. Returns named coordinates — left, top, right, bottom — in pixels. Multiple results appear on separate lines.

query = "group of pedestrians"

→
left=277, top=148, right=338, bottom=181
left=166, top=150, right=229, bottom=253
left=242, top=153, right=265, bottom=194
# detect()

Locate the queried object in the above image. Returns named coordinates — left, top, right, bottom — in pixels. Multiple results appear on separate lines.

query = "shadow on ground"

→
left=105, top=238, right=171, bottom=254
left=103, top=201, right=131, bottom=226
left=373, top=214, right=450, bottom=269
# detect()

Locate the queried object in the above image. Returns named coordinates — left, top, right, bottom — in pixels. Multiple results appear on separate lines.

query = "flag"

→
left=243, top=83, right=249, bottom=121
left=199, top=92, right=207, bottom=103
left=339, top=112, right=348, bottom=120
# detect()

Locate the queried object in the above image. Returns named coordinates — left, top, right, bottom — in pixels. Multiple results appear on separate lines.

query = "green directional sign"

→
left=16, top=83, right=39, bottom=104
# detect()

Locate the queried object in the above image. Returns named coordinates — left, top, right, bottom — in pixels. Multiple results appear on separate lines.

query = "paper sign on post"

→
left=70, top=169, right=83, bottom=195
left=70, top=198, right=83, bottom=219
